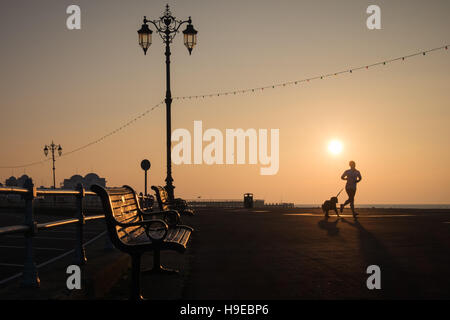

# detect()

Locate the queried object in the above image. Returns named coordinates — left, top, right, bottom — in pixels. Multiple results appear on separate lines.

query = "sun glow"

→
left=328, top=140, right=343, bottom=155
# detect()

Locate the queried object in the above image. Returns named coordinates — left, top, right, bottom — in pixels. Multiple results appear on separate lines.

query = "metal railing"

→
left=0, top=178, right=152, bottom=288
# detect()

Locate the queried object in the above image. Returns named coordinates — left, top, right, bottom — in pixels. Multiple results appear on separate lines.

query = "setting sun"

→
left=328, top=140, right=343, bottom=155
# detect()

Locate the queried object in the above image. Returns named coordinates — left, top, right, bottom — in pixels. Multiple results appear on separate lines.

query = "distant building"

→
left=5, top=176, right=17, bottom=187
left=5, top=175, right=30, bottom=187
left=17, top=175, right=30, bottom=187
left=62, top=173, right=106, bottom=190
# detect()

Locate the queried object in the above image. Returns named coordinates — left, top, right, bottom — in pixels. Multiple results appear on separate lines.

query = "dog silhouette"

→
left=321, top=196, right=340, bottom=217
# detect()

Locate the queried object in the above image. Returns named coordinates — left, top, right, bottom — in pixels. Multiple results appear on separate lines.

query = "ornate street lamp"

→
left=138, top=23, right=152, bottom=55
left=183, top=23, right=198, bottom=55
left=137, top=4, right=198, bottom=200
left=43, top=141, right=62, bottom=189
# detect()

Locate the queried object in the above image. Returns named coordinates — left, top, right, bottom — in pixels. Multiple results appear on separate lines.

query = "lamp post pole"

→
left=43, top=141, right=62, bottom=189
left=164, top=30, right=174, bottom=200
left=137, top=4, right=197, bottom=200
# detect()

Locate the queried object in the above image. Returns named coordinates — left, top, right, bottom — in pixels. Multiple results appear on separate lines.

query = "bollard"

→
left=73, top=183, right=87, bottom=265
left=21, top=178, right=40, bottom=288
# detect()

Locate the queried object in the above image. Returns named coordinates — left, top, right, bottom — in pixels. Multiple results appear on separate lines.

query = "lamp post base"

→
left=165, top=176, right=175, bottom=201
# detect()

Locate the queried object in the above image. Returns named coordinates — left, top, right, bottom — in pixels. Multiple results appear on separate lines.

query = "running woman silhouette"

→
left=340, top=161, right=362, bottom=217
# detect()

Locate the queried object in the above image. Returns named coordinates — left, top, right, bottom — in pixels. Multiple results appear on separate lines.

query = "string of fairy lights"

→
left=172, top=45, right=448, bottom=100
left=0, top=44, right=448, bottom=170
left=0, top=101, right=165, bottom=169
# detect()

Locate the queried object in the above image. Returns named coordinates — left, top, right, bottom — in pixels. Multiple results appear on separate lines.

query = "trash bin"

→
left=244, top=193, right=254, bottom=208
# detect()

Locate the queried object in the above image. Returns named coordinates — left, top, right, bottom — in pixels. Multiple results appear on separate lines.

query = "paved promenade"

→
left=1, top=207, right=449, bottom=299
left=110, top=207, right=450, bottom=300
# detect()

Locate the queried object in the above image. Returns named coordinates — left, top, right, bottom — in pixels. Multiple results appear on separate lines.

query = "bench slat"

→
left=152, top=186, right=171, bottom=211
left=111, top=197, right=137, bottom=206
left=166, top=227, right=191, bottom=248
left=110, top=194, right=136, bottom=203
left=167, top=227, right=181, bottom=242
left=102, top=186, right=144, bottom=244
left=112, top=203, right=138, bottom=214
left=117, top=225, right=145, bottom=243
left=111, top=199, right=136, bottom=208
left=177, top=229, right=191, bottom=248
left=117, top=225, right=191, bottom=248
left=107, top=189, right=133, bottom=196
left=116, top=215, right=139, bottom=224
left=112, top=210, right=138, bottom=218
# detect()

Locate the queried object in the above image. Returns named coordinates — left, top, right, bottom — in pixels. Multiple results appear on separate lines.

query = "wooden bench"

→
left=138, top=192, right=155, bottom=212
left=152, top=185, right=194, bottom=216
left=91, top=184, right=193, bottom=301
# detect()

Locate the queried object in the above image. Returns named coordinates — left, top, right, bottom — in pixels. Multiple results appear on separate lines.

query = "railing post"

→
left=22, top=178, right=40, bottom=288
left=74, top=183, right=87, bottom=265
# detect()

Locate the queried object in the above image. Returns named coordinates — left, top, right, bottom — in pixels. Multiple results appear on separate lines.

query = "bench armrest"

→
left=123, top=219, right=169, bottom=242
left=117, top=218, right=169, bottom=242
left=115, top=218, right=164, bottom=228
left=141, top=209, right=181, bottom=228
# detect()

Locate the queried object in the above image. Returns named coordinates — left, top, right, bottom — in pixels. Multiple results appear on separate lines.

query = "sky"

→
left=0, top=0, right=449, bottom=204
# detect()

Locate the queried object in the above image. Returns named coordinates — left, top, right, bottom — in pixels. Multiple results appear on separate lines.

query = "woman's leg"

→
left=348, top=189, right=356, bottom=213
left=343, top=188, right=354, bottom=206
left=341, top=188, right=356, bottom=213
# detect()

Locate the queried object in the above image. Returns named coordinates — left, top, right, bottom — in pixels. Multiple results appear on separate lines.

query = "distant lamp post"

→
left=137, top=4, right=198, bottom=200
left=43, top=141, right=62, bottom=189
left=140, top=159, right=151, bottom=196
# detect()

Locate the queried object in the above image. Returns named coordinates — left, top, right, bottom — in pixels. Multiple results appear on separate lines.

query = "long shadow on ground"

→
left=341, top=217, right=423, bottom=298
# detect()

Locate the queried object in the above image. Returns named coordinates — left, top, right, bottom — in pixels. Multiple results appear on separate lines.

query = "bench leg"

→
left=130, top=254, right=144, bottom=301
left=143, top=249, right=179, bottom=275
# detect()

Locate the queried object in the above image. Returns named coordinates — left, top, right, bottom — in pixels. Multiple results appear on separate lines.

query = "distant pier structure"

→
left=2, top=173, right=106, bottom=190
left=4, top=175, right=31, bottom=188
left=62, top=173, right=106, bottom=190
left=1, top=173, right=106, bottom=212
left=187, top=198, right=294, bottom=208
left=187, top=199, right=264, bottom=208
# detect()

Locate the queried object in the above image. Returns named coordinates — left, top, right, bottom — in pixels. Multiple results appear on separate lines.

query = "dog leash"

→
left=336, top=188, right=344, bottom=197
